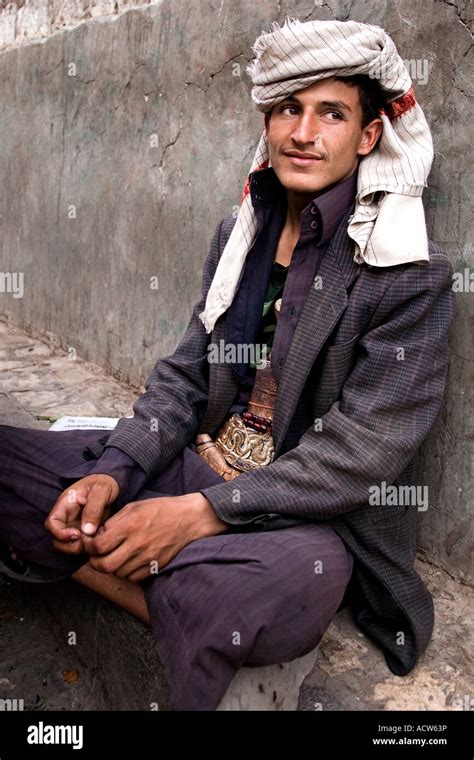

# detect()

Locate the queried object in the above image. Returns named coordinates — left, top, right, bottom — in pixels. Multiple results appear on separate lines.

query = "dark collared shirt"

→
left=227, top=165, right=357, bottom=415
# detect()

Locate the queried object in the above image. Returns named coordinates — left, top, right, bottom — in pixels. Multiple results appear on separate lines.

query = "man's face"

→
left=267, top=77, right=382, bottom=198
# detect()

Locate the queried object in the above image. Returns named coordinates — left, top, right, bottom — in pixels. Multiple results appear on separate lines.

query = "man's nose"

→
left=290, top=112, right=319, bottom=145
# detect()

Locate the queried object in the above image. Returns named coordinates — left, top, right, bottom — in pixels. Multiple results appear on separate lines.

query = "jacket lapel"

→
left=272, top=215, right=360, bottom=456
left=198, top=314, right=239, bottom=437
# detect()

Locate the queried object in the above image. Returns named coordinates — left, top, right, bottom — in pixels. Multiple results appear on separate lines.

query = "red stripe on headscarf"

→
left=380, top=86, right=417, bottom=121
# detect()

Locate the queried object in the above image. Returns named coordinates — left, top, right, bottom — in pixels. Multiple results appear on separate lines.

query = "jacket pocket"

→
left=325, top=332, right=361, bottom=355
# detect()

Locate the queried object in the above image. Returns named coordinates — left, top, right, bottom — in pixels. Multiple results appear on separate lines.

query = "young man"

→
left=0, top=18, right=454, bottom=710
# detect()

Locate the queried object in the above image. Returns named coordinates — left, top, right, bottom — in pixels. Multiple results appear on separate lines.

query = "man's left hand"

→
left=82, top=493, right=228, bottom=582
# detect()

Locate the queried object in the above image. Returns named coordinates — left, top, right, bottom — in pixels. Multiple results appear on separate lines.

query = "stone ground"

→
left=0, top=313, right=472, bottom=711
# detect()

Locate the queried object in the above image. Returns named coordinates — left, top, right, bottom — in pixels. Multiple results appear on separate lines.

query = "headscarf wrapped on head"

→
left=199, top=17, right=434, bottom=334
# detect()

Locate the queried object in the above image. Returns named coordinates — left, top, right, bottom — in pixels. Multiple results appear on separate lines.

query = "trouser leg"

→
left=142, top=523, right=353, bottom=711
left=0, top=424, right=107, bottom=575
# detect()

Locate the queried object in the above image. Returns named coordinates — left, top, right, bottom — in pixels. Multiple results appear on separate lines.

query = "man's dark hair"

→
left=335, top=74, right=385, bottom=127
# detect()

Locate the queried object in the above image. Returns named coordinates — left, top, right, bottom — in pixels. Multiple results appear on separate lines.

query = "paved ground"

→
left=0, top=313, right=472, bottom=711
left=0, top=576, right=98, bottom=711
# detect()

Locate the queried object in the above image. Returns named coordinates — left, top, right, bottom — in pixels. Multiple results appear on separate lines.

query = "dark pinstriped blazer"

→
left=89, top=209, right=454, bottom=677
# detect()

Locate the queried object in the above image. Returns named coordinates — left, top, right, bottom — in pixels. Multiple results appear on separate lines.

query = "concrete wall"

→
left=0, top=0, right=472, bottom=582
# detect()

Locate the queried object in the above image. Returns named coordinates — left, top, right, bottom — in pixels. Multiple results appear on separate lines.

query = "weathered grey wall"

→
left=0, top=0, right=472, bottom=582
left=0, top=0, right=156, bottom=51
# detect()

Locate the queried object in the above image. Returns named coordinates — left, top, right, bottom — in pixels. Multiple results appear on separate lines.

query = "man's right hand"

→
left=45, top=474, right=120, bottom=555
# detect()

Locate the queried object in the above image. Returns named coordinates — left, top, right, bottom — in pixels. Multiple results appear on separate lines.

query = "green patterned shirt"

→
left=249, top=260, right=288, bottom=370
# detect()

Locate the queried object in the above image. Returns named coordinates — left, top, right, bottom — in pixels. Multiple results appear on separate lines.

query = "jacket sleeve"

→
left=101, top=219, right=225, bottom=477
left=200, top=253, right=455, bottom=527
left=87, top=447, right=149, bottom=507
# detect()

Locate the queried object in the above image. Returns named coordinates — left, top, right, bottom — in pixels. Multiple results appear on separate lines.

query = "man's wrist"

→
left=178, top=492, right=229, bottom=539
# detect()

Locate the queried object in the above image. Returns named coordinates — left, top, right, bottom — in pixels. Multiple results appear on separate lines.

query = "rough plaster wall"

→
left=0, top=0, right=156, bottom=51
left=0, top=0, right=472, bottom=580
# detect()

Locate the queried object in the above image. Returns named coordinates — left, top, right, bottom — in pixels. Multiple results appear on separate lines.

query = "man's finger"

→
left=113, top=552, right=153, bottom=579
left=45, top=488, right=84, bottom=541
left=52, top=536, right=85, bottom=555
left=80, top=478, right=118, bottom=537
left=88, top=541, right=135, bottom=574
left=82, top=507, right=132, bottom=555
left=82, top=524, right=125, bottom=556
left=127, top=566, right=152, bottom=583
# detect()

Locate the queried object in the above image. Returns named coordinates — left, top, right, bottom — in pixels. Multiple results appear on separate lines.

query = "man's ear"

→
left=357, top=117, right=383, bottom=156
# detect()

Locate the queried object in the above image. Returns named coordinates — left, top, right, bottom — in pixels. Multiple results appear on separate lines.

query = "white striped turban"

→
left=199, top=17, right=434, bottom=334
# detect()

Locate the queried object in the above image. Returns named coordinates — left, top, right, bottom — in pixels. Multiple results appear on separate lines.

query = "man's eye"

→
left=280, top=105, right=299, bottom=115
left=326, top=111, right=343, bottom=120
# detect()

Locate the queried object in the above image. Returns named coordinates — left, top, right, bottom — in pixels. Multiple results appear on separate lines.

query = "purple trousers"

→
left=0, top=424, right=353, bottom=710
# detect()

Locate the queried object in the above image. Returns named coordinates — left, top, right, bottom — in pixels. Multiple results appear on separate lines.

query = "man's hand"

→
left=83, top=493, right=228, bottom=582
left=45, top=474, right=120, bottom=554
